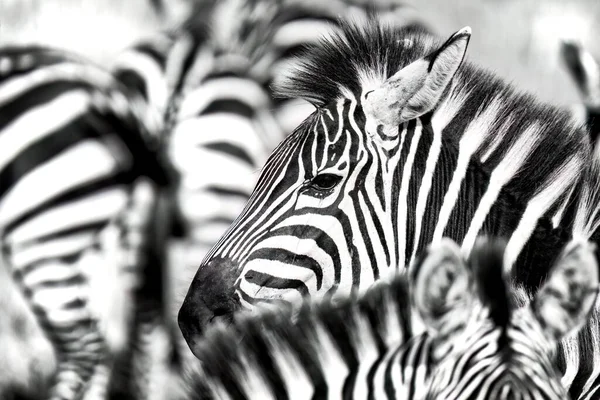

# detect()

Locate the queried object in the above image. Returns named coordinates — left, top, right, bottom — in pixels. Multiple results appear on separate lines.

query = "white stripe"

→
left=176, top=77, right=270, bottom=121
left=238, top=281, right=304, bottom=306
left=243, top=260, right=319, bottom=294
left=461, top=124, right=542, bottom=255
left=0, top=89, right=90, bottom=172
left=265, top=214, right=351, bottom=290
left=272, top=19, right=335, bottom=50
left=112, top=51, right=169, bottom=113
left=432, top=99, right=503, bottom=244
left=7, top=188, right=128, bottom=246
left=0, top=139, right=120, bottom=226
left=0, top=63, right=112, bottom=108
left=13, top=233, right=95, bottom=269
left=169, top=114, right=267, bottom=175
left=504, top=158, right=581, bottom=271
left=397, top=121, right=422, bottom=269
left=411, top=125, right=441, bottom=264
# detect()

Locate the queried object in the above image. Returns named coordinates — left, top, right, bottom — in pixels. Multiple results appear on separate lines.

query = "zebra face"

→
left=179, top=103, right=376, bottom=345
left=179, top=24, right=474, bottom=349
left=418, top=238, right=599, bottom=399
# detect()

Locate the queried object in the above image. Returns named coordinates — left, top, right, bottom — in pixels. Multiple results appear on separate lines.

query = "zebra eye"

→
left=309, top=173, right=342, bottom=191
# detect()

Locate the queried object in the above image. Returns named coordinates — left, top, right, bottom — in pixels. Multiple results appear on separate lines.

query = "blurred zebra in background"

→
left=561, top=40, right=600, bottom=147
left=193, top=237, right=600, bottom=400
left=0, top=45, right=170, bottom=400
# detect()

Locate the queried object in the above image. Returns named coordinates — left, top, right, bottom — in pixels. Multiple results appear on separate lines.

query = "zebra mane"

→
left=194, top=272, right=412, bottom=398
left=469, top=238, right=512, bottom=332
left=274, top=19, right=588, bottom=159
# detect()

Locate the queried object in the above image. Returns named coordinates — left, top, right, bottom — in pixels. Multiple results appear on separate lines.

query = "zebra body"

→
left=0, top=45, right=166, bottom=400
left=178, top=20, right=600, bottom=396
left=194, top=237, right=600, bottom=399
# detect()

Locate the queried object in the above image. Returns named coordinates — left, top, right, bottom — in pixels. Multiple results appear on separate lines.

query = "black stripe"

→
left=4, top=175, right=127, bottom=235
left=204, top=185, right=249, bottom=199
left=203, top=142, right=256, bottom=167
left=247, top=248, right=323, bottom=290
left=0, top=80, right=93, bottom=132
left=202, top=99, right=255, bottom=119
left=243, top=271, right=309, bottom=297
left=0, top=113, right=107, bottom=199
left=30, top=274, right=86, bottom=290
left=269, top=224, right=341, bottom=284
left=114, top=69, right=149, bottom=100
left=133, top=43, right=169, bottom=69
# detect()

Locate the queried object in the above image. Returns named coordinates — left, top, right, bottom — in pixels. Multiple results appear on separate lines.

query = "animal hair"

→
left=193, top=272, right=412, bottom=399
left=469, top=238, right=511, bottom=344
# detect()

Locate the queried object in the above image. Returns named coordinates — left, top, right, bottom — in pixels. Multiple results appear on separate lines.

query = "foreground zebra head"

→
left=193, top=237, right=599, bottom=399
left=179, top=19, right=596, bottom=348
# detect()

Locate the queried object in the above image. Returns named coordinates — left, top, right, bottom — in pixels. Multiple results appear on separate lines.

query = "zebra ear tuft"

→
left=412, top=238, right=474, bottom=334
left=531, top=239, right=599, bottom=342
left=363, top=26, right=471, bottom=129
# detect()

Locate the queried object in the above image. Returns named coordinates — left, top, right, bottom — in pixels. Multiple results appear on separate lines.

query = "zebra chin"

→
left=178, top=257, right=241, bottom=357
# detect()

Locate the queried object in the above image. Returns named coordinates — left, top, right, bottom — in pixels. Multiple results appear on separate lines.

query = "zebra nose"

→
left=178, top=258, right=240, bottom=357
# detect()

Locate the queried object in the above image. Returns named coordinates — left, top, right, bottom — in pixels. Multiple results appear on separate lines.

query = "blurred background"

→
left=1, top=0, right=599, bottom=106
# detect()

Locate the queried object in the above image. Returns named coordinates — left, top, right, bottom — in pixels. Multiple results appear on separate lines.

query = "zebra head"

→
left=178, top=23, right=473, bottom=349
left=420, top=238, right=599, bottom=399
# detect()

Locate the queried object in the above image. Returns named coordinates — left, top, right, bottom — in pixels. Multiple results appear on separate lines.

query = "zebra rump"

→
left=0, top=44, right=170, bottom=400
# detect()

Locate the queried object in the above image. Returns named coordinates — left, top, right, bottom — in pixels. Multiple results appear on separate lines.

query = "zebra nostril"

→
left=245, top=271, right=258, bottom=281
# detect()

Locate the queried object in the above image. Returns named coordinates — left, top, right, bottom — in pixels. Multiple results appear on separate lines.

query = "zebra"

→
left=561, top=39, right=600, bottom=146
left=190, top=236, right=600, bottom=399
left=110, top=0, right=429, bottom=254
left=110, top=0, right=429, bottom=379
left=0, top=45, right=169, bottom=400
left=178, top=19, right=600, bottom=394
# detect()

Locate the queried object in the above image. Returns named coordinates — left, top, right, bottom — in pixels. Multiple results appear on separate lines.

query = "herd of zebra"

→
left=2, top=0, right=600, bottom=399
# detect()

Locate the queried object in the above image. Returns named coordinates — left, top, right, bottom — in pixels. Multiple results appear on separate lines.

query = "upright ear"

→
left=363, top=26, right=471, bottom=129
left=412, top=238, right=475, bottom=334
left=561, top=40, right=600, bottom=108
left=531, top=239, right=599, bottom=342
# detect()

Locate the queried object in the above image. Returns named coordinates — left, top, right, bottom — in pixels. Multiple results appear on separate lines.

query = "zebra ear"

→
left=561, top=39, right=600, bottom=108
left=412, top=238, right=475, bottom=334
left=363, top=26, right=471, bottom=130
left=531, top=239, right=599, bottom=342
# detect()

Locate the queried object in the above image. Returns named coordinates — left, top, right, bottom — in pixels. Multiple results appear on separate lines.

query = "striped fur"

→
left=0, top=45, right=168, bottom=400
left=192, top=237, right=599, bottom=399
left=110, top=0, right=428, bottom=384
left=179, top=20, right=600, bottom=396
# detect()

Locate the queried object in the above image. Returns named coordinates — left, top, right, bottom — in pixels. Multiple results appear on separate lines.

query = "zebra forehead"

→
left=273, top=20, right=439, bottom=106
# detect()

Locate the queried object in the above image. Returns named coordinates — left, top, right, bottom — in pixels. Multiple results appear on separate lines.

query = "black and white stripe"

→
left=192, top=237, right=599, bottom=400
left=179, top=21, right=600, bottom=389
left=0, top=45, right=168, bottom=400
